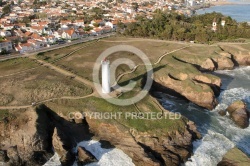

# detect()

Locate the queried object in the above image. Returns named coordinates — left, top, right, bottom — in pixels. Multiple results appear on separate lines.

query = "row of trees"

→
left=119, top=11, right=250, bottom=43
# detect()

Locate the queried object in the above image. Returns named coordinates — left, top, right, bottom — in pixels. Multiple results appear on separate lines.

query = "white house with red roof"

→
left=61, top=29, right=78, bottom=40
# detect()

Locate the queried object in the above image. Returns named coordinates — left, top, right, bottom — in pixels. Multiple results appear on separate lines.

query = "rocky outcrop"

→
left=218, top=110, right=227, bottom=116
left=52, top=128, right=75, bottom=166
left=201, top=58, right=216, bottom=71
left=0, top=104, right=201, bottom=166
left=153, top=74, right=218, bottom=110
left=86, top=117, right=201, bottom=166
left=193, top=74, right=221, bottom=96
left=212, top=57, right=234, bottom=70
left=0, top=150, right=8, bottom=162
left=232, top=51, right=250, bottom=66
left=77, top=146, right=97, bottom=165
left=0, top=107, right=54, bottom=165
left=0, top=105, right=94, bottom=165
left=217, top=148, right=250, bottom=166
left=226, top=101, right=250, bottom=129
left=6, top=146, right=23, bottom=165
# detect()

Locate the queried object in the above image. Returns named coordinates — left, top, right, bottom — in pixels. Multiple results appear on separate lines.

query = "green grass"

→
left=49, top=37, right=187, bottom=82
left=0, top=58, right=39, bottom=76
left=0, top=109, right=9, bottom=121
left=0, top=63, right=92, bottom=106
left=36, top=40, right=97, bottom=63
left=45, top=94, right=187, bottom=136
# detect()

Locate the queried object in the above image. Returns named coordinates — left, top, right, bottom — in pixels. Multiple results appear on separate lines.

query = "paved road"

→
left=0, top=33, right=115, bottom=62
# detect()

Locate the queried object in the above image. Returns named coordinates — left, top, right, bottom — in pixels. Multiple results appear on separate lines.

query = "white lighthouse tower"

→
left=101, top=59, right=111, bottom=94
left=212, top=18, right=217, bottom=32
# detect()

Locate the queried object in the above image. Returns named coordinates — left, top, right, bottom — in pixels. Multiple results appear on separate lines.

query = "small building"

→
left=0, top=40, right=13, bottom=53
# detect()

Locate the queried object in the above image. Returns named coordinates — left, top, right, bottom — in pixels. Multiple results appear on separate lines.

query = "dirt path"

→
left=112, top=45, right=190, bottom=86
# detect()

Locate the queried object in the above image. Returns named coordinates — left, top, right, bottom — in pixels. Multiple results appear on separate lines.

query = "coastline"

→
left=210, top=0, right=236, bottom=6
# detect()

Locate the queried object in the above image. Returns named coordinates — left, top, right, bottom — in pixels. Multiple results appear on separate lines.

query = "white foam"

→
left=185, top=130, right=235, bottom=166
left=76, top=140, right=135, bottom=166
left=215, top=66, right=250, bottom=80
left=44, top=140, right=134, bottom=166
left=216, top=87, right=250, bottom=110
left=43, top=153, right=61, bottom=166
left=186, top=86, right=250, bottom=166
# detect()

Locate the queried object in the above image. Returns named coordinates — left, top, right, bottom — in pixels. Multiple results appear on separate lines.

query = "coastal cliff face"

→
left=0, top=107, right=54, bottom=165
left=85, top=116, right=201, bottom=166
left=153, top=74, right=218, bottom=110
left=0, top=104, right=201, bottom=166
left=152, top=47, right=250, bottom=110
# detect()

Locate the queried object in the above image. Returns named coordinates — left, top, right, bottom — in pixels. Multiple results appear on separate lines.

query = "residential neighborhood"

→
left=0, top=0, right=219, bottom=55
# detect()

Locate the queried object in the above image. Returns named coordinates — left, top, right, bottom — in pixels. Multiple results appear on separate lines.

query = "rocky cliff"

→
left=152, top=47, right=249, bottom=110
left=0, top=104, right=201, bottom=166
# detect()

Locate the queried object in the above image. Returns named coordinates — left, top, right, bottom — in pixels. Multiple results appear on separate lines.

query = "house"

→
left=27, top=39, right=47, bottom=49
left=0, top=30, right=12, bottom=37
left=105, top=21, right=114, bottom=29
left=0, top=40, right=13, bottom=52
left=60, top=20, right=72, bottom=26
left=102, top=26, right=112, bottom=33
left=45, top=35, right=57, bottom=44
left=16, top=43, right=34, bottom=53
left=78, top=31, right=89, bottom=38
left=61, top=29, right=78, bottom=40
left=74, top=20, right=85, bottom=27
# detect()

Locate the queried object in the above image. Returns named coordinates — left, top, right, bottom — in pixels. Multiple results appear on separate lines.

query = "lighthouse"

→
left=101, top=59, right=111, bottom=94
left=212, top=18, right=217, bottom=32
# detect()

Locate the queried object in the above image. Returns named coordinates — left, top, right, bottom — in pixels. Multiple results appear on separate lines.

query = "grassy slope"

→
left=0, top=58, right=92, bottom=106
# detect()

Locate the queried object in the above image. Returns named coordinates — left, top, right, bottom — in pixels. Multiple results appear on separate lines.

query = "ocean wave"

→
left=43, top=153, right=61, bottom=166
left=75, top=140, right=134, bottom=166
left=185, top=130, right=235, bottom=166
left=215, top=66, right=250, bottom=80
left=216, top=87, right=250, bottom=110
left=43, top=140, right=134, bottom=166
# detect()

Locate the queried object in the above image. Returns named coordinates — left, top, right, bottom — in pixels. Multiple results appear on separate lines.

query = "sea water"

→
left=197, top=3, right=250, bottom=22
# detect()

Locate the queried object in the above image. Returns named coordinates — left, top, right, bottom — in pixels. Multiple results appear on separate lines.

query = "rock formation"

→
left=86, top=117, right=201, bottom=166
left=233, top=51, right=250, bottom=66
left=218, top=148, right=250, bottom=166
left=77, top=146, right=97, bottom=165
left=153, top=74, right=218, bottom=110
left=226, top=100, right=250, bottom=129
left=0, top=104, right=201, bottom=166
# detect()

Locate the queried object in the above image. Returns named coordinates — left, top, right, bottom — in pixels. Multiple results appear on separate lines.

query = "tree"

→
left=132, top=2, right=139, bottom=12
left=2, top=4, right=11, bottom=15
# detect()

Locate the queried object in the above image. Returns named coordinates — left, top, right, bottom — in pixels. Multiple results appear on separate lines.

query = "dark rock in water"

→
left=231, top=108, right=249, bottom=129
left=77, top=146, right=97, bottom=165
left=217, top=148, right=250, bottom=166
left=218, top=110, right=227, bottom=116
left=226, top=100, right=249, bottom=129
